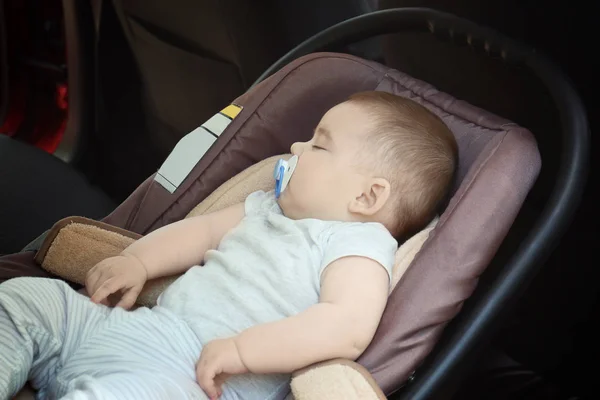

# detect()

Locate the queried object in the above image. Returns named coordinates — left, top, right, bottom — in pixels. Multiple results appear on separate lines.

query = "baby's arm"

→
left=122, top=203, right=245, bottom=279
left=87, top=203, right=245, bottom=306
left=235, top=256, right=389, bottom=373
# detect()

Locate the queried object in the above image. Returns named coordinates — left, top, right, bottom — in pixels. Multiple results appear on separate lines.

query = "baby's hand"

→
left=196, top=337, right=249, bottom=399
left=85, top=253, right=148, bottom=309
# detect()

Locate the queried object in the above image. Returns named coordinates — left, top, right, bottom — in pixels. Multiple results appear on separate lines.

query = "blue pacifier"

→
left=273, top=155, right=298, bottom=198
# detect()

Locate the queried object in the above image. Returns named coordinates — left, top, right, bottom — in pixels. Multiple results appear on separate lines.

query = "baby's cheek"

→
left=290, top=168, right=306, bottom=189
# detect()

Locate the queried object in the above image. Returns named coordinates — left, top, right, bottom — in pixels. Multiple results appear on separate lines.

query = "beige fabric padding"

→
left=37, top=218, right=171, bottom=308
left=186, top=154, right=289, bottom=217
left=290, top=359, right=386, bottom=400
left=42, top=223, right=136, bottom=285
left=392, top=216, right=438, bottom=289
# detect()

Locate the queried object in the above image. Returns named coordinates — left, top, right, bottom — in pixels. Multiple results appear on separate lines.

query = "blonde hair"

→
left=347, top=91, right=458, bottom=239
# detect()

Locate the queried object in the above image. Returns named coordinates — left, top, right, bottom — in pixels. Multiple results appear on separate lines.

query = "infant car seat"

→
left=3, top=8, right=588, bottom=400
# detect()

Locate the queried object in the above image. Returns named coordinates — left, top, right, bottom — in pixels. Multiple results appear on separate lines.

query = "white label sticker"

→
left=202, top=113, right=231, bottom=137
left=155, top=127, right=216, bottom=193
left=154, top=104, right=242, bottom=193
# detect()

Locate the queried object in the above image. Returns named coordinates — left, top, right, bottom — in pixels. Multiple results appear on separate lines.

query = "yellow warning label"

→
left=220, top=104, right=242, bottom=120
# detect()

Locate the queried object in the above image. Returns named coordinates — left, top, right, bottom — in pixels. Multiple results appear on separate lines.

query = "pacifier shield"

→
left=274, top=155, right=298, bottom=198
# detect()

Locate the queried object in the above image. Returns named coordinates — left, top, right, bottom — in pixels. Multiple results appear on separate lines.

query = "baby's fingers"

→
left=198, top=369, right=219, bottom=399
left=90, top=278, right=122, bottom=305
left=115, top=286, right=142, bottom=309
left=85, top=266, right=102, bottom=295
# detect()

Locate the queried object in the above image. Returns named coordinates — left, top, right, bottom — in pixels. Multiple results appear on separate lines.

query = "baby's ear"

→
left=349, top=178, right=391, bottom=216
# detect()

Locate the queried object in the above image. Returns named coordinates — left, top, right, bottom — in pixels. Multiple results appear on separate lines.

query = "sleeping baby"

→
left=0, top=91, right=457, bottom=400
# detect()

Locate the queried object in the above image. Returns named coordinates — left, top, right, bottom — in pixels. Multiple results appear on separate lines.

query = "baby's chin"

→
left=276, top=191, right=292, bottom=217
left=276, top=190, right=302, bottom=220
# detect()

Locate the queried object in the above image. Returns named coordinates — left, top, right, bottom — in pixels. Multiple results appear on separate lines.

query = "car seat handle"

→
left=253, top=7, right=531, bottom=86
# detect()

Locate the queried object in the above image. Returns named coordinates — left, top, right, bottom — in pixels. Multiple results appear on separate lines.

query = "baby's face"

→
left=278, top=102, right=373, bottom=222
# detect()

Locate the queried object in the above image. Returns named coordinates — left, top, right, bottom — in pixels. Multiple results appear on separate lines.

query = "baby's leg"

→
left=0, top=277, right=109, bottom=399
left=55, top=307, right=208, bottom=400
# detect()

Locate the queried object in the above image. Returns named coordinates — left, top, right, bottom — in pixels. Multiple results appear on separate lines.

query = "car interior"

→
left=0, top=0, right=595, bottom=399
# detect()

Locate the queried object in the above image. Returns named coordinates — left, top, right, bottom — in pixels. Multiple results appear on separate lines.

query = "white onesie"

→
left=157, top=189, right=398, bottom=397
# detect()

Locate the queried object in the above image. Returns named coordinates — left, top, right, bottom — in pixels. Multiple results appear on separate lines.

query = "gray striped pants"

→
left=0, top=277, right=209, bottom=400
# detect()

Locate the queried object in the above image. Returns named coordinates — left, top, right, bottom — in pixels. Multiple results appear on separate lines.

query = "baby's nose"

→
left=290, top=142, right=304, bottom=156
